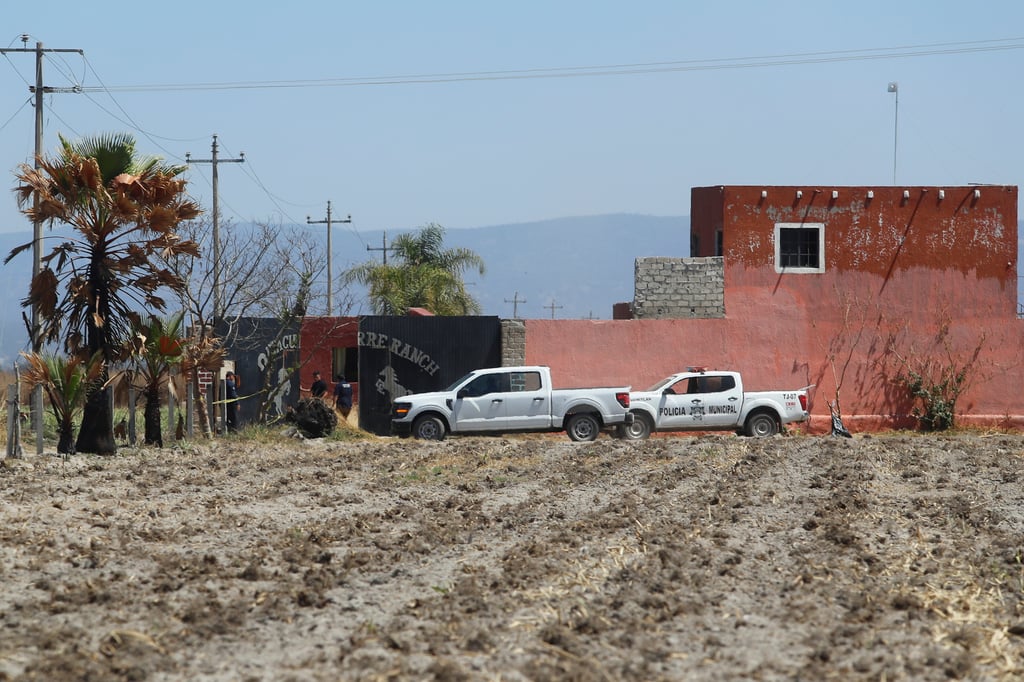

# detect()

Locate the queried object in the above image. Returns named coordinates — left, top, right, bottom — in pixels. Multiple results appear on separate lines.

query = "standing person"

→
left=310, top=371, right=328, bottom=399
left=334, top=374, right=353, bottom=420
left=225, top=371, right=239, bottom=432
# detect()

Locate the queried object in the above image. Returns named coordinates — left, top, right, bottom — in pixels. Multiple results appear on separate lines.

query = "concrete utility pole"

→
left=186, top=135, right=244, bottom=322
left=545, top=300, right=564, bottom=319
left=367, top=231, right=396, bottom=264
left=504, top=291, right=527, bottom=319
left=306, top=201, right=351, bottom=316
left=0, top=37, right=83, bottom=455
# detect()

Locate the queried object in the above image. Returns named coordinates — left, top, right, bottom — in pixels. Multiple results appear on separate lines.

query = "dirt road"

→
left=1, top=432, right=1023, bottom=680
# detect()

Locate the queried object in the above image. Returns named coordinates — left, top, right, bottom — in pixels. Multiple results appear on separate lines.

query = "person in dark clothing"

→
left=310, top=371, right=328, bottom=399
left=225, top=371, right=239, bottom=432
left=334, top=374, right=353, bottom=419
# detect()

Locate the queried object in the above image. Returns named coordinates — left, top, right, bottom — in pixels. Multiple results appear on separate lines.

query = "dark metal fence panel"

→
left=222, top=317, right=301, bottom=426
left=357, top=316, right=502, bottom=435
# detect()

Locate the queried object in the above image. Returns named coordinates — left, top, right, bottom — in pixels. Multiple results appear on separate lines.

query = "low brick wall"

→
left=633, top=257, right=725, bottom=319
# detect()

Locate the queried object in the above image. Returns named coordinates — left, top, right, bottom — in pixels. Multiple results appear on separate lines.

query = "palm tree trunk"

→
left=57, top=418, right=75, bottom=455
left=144, top=384, right=163, bottom=447
left=76, top=383, right=116, bottom=455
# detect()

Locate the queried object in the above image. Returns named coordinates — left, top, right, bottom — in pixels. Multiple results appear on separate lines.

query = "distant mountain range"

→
left=0, top=214, right=689, bottom=364
left=444, top=214, right=688, bottom=320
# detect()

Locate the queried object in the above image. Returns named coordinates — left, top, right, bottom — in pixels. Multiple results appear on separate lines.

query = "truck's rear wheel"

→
left=618, top=411, right=652, bottom=440
left=744, top=412, right=779, bottom=437
left=566, top=413, right=600, bottom=442
left=413, top=415, right=446, bottom=441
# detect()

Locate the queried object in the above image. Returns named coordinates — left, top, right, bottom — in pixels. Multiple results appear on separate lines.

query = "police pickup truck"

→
left=392, top=365, right=632, bottom=442
left=618, top=368, right=809, bottom=439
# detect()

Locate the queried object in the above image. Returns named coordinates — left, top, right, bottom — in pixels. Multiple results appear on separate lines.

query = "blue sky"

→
left=1, top=1, right=1022, bottom=249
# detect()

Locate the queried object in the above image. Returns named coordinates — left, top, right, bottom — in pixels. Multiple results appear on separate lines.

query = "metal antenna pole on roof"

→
left=888, top=82, right=899, bottom=184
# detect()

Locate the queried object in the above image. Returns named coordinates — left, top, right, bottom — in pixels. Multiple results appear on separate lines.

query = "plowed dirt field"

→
left=2, top=431, right=1024, bottom=680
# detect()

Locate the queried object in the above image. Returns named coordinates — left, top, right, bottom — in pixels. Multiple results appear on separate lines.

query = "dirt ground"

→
left=2, top=429, right=1024, bottom=681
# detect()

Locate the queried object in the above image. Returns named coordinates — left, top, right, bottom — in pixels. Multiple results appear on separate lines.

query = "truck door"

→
left=452, top=372, right=509, bottom=431
left=655, top=377, right=696, bottom=430
left=685, top=374, right=741, bottom=428
left=503, top=370, right=550, bottom=430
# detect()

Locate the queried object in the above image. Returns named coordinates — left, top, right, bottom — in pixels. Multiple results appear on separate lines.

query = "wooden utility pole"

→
left=186, top=135, right=244, bottom=322
left=504, top=291, right=527, bottom=319
left=545, top=300, right=564, bottom=319
left=0, top=37, right=83, bottom=454
left=367, top=231, right=396, bottom=264
left=307, top=201, right=351, bottom=316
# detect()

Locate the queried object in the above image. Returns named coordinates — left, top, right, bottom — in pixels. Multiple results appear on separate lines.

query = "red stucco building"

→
left=524, top=185, right=1022, bottom=432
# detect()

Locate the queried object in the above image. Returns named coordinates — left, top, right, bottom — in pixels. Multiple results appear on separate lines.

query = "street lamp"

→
left=887, top=82, right=899, bottom=184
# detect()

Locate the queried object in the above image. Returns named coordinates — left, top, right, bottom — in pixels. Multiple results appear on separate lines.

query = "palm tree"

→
left=130, top=312, right=185, bottom=447
left=344, top=223, right=485, bottom=315
left=20, top=352, right=104, bottom=455
left=7, top=133, right=201, bottom=454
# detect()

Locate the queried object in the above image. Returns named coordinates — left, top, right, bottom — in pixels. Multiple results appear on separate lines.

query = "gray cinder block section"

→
left=633, top=257, right=725, bottom=319
left=501, top=319, right=527, bottom=366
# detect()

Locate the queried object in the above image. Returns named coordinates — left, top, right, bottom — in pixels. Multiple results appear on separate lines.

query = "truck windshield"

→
left=444, top=373, right=475, bottom=392
left=647, top=376, right=680, bottom=392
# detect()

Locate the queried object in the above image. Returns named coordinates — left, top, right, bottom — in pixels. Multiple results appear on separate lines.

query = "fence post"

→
left=186, top=381, right=194, bottom=438
left=167, top=375, right=175, bottom=441
left=128, top=385, right=137, bottom=445
left=6, top=383, right=23, bottom=459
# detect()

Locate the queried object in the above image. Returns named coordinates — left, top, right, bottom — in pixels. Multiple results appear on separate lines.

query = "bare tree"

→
left=162, top=217, right=356, bottom=431
left=811, top=285, right=880, bottom=436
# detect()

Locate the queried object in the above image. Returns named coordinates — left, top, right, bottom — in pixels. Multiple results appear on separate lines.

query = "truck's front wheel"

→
left=744, top=412, right=779, bottom=437
left=617, top=411, right=652, bottom=440
left=413, top=415, right=446, bottom=441
left=566, top=413, right=600, bottom=442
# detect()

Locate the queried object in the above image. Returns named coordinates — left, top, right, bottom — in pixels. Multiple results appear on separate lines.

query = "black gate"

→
left=357, top=316, right=502, bottom=435
left=222, top=317, right=301, bottom=427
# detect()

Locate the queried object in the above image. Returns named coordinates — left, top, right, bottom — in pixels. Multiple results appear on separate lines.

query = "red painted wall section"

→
left=298, top=317, right=360, bottom=400
left=525, top=185, right=1024, bottom=432
left=690, top=186, right=723, bottom=257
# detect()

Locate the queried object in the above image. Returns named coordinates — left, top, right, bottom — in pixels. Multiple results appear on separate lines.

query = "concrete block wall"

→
left=633, top=256, right=725, bottom=319
left=501, top=319, right=527, bottom=365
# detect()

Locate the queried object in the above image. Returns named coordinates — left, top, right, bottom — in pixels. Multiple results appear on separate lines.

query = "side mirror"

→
left=457, top=389, right=469, bottom=399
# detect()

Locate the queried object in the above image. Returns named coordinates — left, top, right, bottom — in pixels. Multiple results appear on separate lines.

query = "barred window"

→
left=775, top=222, right=825, bottom=273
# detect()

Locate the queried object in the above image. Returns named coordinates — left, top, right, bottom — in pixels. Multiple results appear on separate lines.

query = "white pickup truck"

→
left=619, top=368, right=810, bottom=439
left=392, top=365, right=632, bottom=442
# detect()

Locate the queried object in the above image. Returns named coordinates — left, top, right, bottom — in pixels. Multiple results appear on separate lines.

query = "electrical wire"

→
left=81, top=55, right=203, bottom=159
left=75, top=37, right=1024, bottom=93
left=0, top=96, right=31, bottom=134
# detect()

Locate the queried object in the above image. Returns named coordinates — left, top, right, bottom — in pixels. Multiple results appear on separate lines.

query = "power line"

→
left=73, top=37, right=1024, bottom=93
